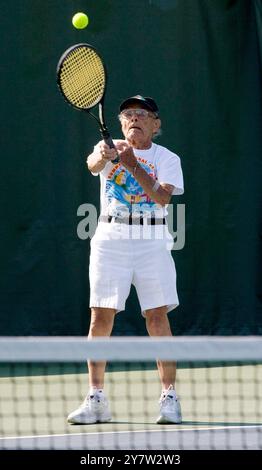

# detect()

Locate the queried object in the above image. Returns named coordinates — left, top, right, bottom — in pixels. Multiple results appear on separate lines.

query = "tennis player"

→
left=68, top=95, right=184, bottom=425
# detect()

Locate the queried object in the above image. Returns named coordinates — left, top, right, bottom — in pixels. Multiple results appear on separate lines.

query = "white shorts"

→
left=89, top=222, right=179, bottom=316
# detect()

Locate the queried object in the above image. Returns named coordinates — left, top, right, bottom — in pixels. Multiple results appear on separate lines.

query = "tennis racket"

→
left=56, top=43, right=119, bottom=163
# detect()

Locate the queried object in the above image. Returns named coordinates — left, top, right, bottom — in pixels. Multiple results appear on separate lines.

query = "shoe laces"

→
left=159, top=385, right=176, bottom=404
left=83, top=392, right=106, bottom=406
left=159, top=394, right=175, bottom=406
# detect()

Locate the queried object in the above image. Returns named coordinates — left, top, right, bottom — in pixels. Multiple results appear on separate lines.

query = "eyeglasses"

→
left=119, top=109, right=158, bottom=120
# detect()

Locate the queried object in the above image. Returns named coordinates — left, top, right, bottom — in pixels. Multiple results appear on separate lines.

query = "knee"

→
left=145, top=308, right=169, bottom=336
left=89, top=308, right=116, bottom=336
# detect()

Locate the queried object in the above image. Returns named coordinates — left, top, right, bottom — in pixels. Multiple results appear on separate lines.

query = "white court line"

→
left=1, top=424, right=262, bottom=441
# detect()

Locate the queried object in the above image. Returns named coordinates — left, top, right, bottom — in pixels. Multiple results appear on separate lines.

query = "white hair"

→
left=153, top=125, right=162, bottom=139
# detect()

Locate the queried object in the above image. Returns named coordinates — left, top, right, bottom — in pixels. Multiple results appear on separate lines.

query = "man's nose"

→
left=130, top=113, right=138, bottom=121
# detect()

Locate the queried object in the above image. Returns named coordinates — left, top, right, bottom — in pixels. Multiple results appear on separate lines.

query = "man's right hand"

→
left=87, top=140, right=128, bottom=173
left=98, top=139, right=127, bottom=162
left=99, top=142, right=118, bottom=162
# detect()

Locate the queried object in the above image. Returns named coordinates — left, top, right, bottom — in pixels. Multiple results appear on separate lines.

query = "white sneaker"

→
left=67, top=391, right=112, bottom=425
left=156, top=389, right=182, bottom=424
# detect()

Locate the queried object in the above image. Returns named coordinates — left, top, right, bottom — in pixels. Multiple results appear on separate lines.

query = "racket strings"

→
left=60, top=47, right=105, bottom=109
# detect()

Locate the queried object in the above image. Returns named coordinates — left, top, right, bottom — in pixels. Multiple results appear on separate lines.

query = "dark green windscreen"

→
left=0, top=0, right=261, bottom=335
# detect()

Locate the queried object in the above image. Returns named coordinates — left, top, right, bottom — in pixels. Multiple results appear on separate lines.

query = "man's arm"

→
left=87, top=141, right=127, bottom=174
left=132, top=167, right=174, bottom=206
left=119, top=147, right=174, bottom=207
left=87, top=151, right=107, bottom=174
left=87, top=142, right=118, bottom=174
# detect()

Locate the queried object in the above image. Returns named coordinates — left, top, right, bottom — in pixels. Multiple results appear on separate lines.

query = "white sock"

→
left=89, top=387, right=104, bottom=397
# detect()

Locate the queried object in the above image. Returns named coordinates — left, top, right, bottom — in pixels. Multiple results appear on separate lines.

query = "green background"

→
left=0, top=0, right=261, bottom=335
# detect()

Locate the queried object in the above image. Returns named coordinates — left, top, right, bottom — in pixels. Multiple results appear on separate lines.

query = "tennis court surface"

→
left=0, top=336, right=261, bottom=450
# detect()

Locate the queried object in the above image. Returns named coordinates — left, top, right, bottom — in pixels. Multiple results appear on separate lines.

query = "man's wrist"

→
left=97, top=152, right=108, bottom=168
left=152, top=181, right=160, bottom=192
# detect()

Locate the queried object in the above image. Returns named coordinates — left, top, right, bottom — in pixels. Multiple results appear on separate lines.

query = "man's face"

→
left=119, top=104, right=161, bottom=149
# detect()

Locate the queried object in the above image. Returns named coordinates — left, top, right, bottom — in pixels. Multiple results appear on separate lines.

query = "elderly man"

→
left=68, top=95, right=184, bottom=425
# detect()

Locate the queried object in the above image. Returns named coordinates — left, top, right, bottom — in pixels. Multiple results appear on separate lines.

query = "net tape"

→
left=0, top=336, right=262, bottom=362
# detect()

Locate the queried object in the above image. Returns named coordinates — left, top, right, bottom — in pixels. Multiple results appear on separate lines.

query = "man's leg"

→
left=88, top=307, right=116, bottom=388
left=145, top=306, right=182, bottom=424
left=145, top=306, right=176, bottom=388
left=67, top=307, right=116, bottom=424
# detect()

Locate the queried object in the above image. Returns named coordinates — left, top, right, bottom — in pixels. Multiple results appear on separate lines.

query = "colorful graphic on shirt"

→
left=105, top=158, right=159, bottom=215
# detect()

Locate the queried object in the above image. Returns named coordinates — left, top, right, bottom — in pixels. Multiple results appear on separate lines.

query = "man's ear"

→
left=153, top=118, right=161, bottom=134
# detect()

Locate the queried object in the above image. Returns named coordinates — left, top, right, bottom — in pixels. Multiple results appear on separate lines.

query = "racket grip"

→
left=101, top=132, right=120, bottom=164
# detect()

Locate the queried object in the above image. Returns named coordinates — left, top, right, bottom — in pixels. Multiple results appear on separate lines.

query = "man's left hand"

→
left=117, top=146, right=137, bottom=173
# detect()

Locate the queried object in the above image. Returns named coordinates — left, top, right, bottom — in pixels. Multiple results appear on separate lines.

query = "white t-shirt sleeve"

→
left=156, top=149, right=184, bottom=195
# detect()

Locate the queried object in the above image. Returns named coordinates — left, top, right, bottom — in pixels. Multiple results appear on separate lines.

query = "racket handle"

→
left=101, top=131, right=120, bottom=164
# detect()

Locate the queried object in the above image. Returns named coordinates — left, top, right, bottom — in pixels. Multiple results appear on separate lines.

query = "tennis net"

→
left=0, top=336, right=261, bottom=451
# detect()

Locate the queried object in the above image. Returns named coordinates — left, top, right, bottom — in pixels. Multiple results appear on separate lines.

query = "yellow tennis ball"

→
left=72, top=12, right=89, bottom=29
